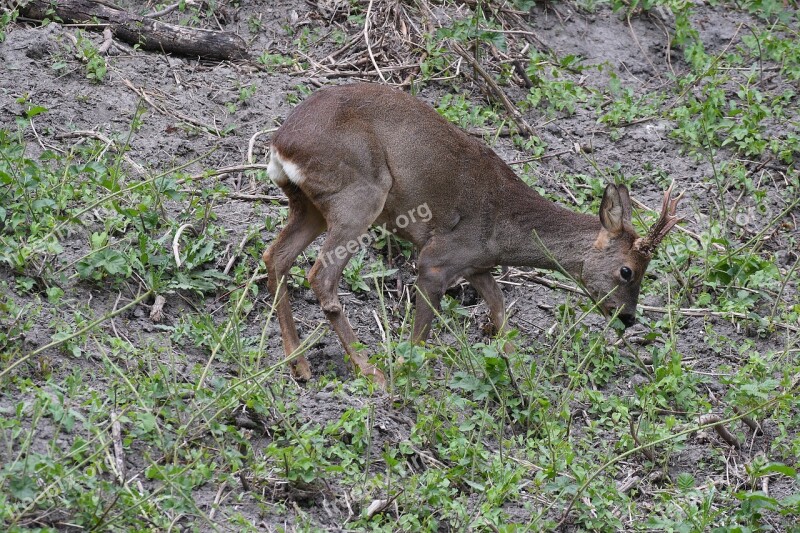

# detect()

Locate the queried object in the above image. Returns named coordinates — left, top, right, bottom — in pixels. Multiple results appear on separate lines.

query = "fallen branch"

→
left=55, top=129, right=146, bottom=175
left=97, top=26, right=113, bottom=54
left=616, top=474, right=641, bottom=494
left=223, top=229, right=259, bottom=275
left=146, top=0, right=199, bottom=19
left=19, top=0, right=248, bottom=60
left=181, top=163, right=271, bottom=183
left=121, top=78, right=221, bottom=135
left=227, top=193, right=286, bottom=202
left=363, top=0, right=387, bottom=83
left=504, top=268, right=588, bottom=296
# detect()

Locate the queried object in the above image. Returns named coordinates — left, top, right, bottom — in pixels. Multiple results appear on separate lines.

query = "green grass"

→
left=1, top=0, right=800, bottom=530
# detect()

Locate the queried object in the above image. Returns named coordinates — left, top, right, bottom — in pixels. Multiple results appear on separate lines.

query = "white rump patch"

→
left=268, top=146, right=306, bottom=186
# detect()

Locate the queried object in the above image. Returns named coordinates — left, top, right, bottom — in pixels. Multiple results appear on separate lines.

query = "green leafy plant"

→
left=2, top=1, right=800, bottom=530
left=0, top=4, right=17, bottom=42
left=75, top=31, right=107, bottom=82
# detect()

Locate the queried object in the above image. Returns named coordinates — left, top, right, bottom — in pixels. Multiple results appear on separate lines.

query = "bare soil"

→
left=1, top=0, right=798, bottom=530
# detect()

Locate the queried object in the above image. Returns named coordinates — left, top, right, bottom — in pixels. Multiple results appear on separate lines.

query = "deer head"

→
left=579, top=182, right=683, bottom=327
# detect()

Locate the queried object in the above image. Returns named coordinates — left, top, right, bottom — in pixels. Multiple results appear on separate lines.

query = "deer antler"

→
left=635, top=181, right=684, bottom=257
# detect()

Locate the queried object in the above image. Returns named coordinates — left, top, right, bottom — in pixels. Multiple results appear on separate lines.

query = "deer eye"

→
left=620, top=267, right=633, bottom=281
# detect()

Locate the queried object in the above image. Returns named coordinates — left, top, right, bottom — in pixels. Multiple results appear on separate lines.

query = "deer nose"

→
left=619, top=313, right=636, bottom=328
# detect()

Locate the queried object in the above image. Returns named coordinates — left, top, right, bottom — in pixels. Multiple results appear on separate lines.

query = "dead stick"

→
left=55, top=129, right=146, bottom=175
left=512, top=58, right=534, bottom=89
left=20, top=0, right=247, bottom=60
left=363, top=0, right=387, bottom=83
left=110, top=410, right=126, bottom=483
left=98, top=27, right=113, bottom=54
left=228, top=193, right=286, bottom=202
left=451, top=41, right=535, bottom=137
left=629, top=418, right=656, bottom=461
left=121, top=78, right=221, bottom=135
left=617, top=475, right=641, bottom=494
left=180, top=163, right=271, bottom=184
left=223, top=230, right=257, bottom=276
left=147, top=0, right=199, bottom=19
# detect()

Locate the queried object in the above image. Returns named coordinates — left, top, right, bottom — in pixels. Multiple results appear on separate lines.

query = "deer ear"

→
left=616, top=184, right=632, bottom=223
left=599, top=184, right=624, bottom=235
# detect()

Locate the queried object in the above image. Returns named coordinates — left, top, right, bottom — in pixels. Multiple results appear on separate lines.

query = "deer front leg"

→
left=465, top=272, right=507, bottom=336
left=466, top=271, right=514, bottom=354
left=412, top=241, right=462, bottom=344
left=411, top=281, right=443, bottom=344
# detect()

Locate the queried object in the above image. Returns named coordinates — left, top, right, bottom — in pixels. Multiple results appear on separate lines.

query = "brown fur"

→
left=264, top=83, right=677, bottom=387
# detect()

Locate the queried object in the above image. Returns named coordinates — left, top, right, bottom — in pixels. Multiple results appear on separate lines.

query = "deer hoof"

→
left=357, top=362, right=387, bottom=390
left=291, top=358, right=312, bottom=381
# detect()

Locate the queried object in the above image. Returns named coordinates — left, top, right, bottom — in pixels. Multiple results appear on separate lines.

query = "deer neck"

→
left=489, top=181, right=599, bottom=279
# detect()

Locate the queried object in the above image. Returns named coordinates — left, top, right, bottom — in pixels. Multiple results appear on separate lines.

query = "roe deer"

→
left=264, top=83, right=682, bottom=387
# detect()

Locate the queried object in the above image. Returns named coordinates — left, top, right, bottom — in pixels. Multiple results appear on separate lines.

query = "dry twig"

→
left=110, top=410, right=126, bottom=483
left=629, top=418, right=656, bottom=461
left=172, top=224, right=195, bottom=268
left=98, top=27, right=113, bottom=54
left=451, top=41, right=535, bottom=137
left=363, top=0, right=387, bottom=83
left=146, top=0, right=200, bottom=19
left=121, top=78, right=221, bottom=135
left=223, top=230, right=258, bottom=276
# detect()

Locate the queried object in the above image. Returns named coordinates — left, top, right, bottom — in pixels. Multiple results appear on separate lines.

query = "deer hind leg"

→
left=307, top=190, right=389, bottom=387
left=263, top=183, right=326, bottom=381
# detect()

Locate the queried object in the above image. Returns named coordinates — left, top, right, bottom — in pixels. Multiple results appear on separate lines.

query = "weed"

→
left=2, top=0, right=800, bottom=530
left=75, top=31, right=107, bottom=83
left=247, top=14, right=262, bottom=34
left=257, top=52, right=296, bottom=70
left=0, top=5, right=17, bottom=42
left=436, top=92, right=500, bottom=130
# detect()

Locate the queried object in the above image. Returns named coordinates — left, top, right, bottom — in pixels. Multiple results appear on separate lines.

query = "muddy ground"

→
left=1, top=0, right=799, bottom=530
